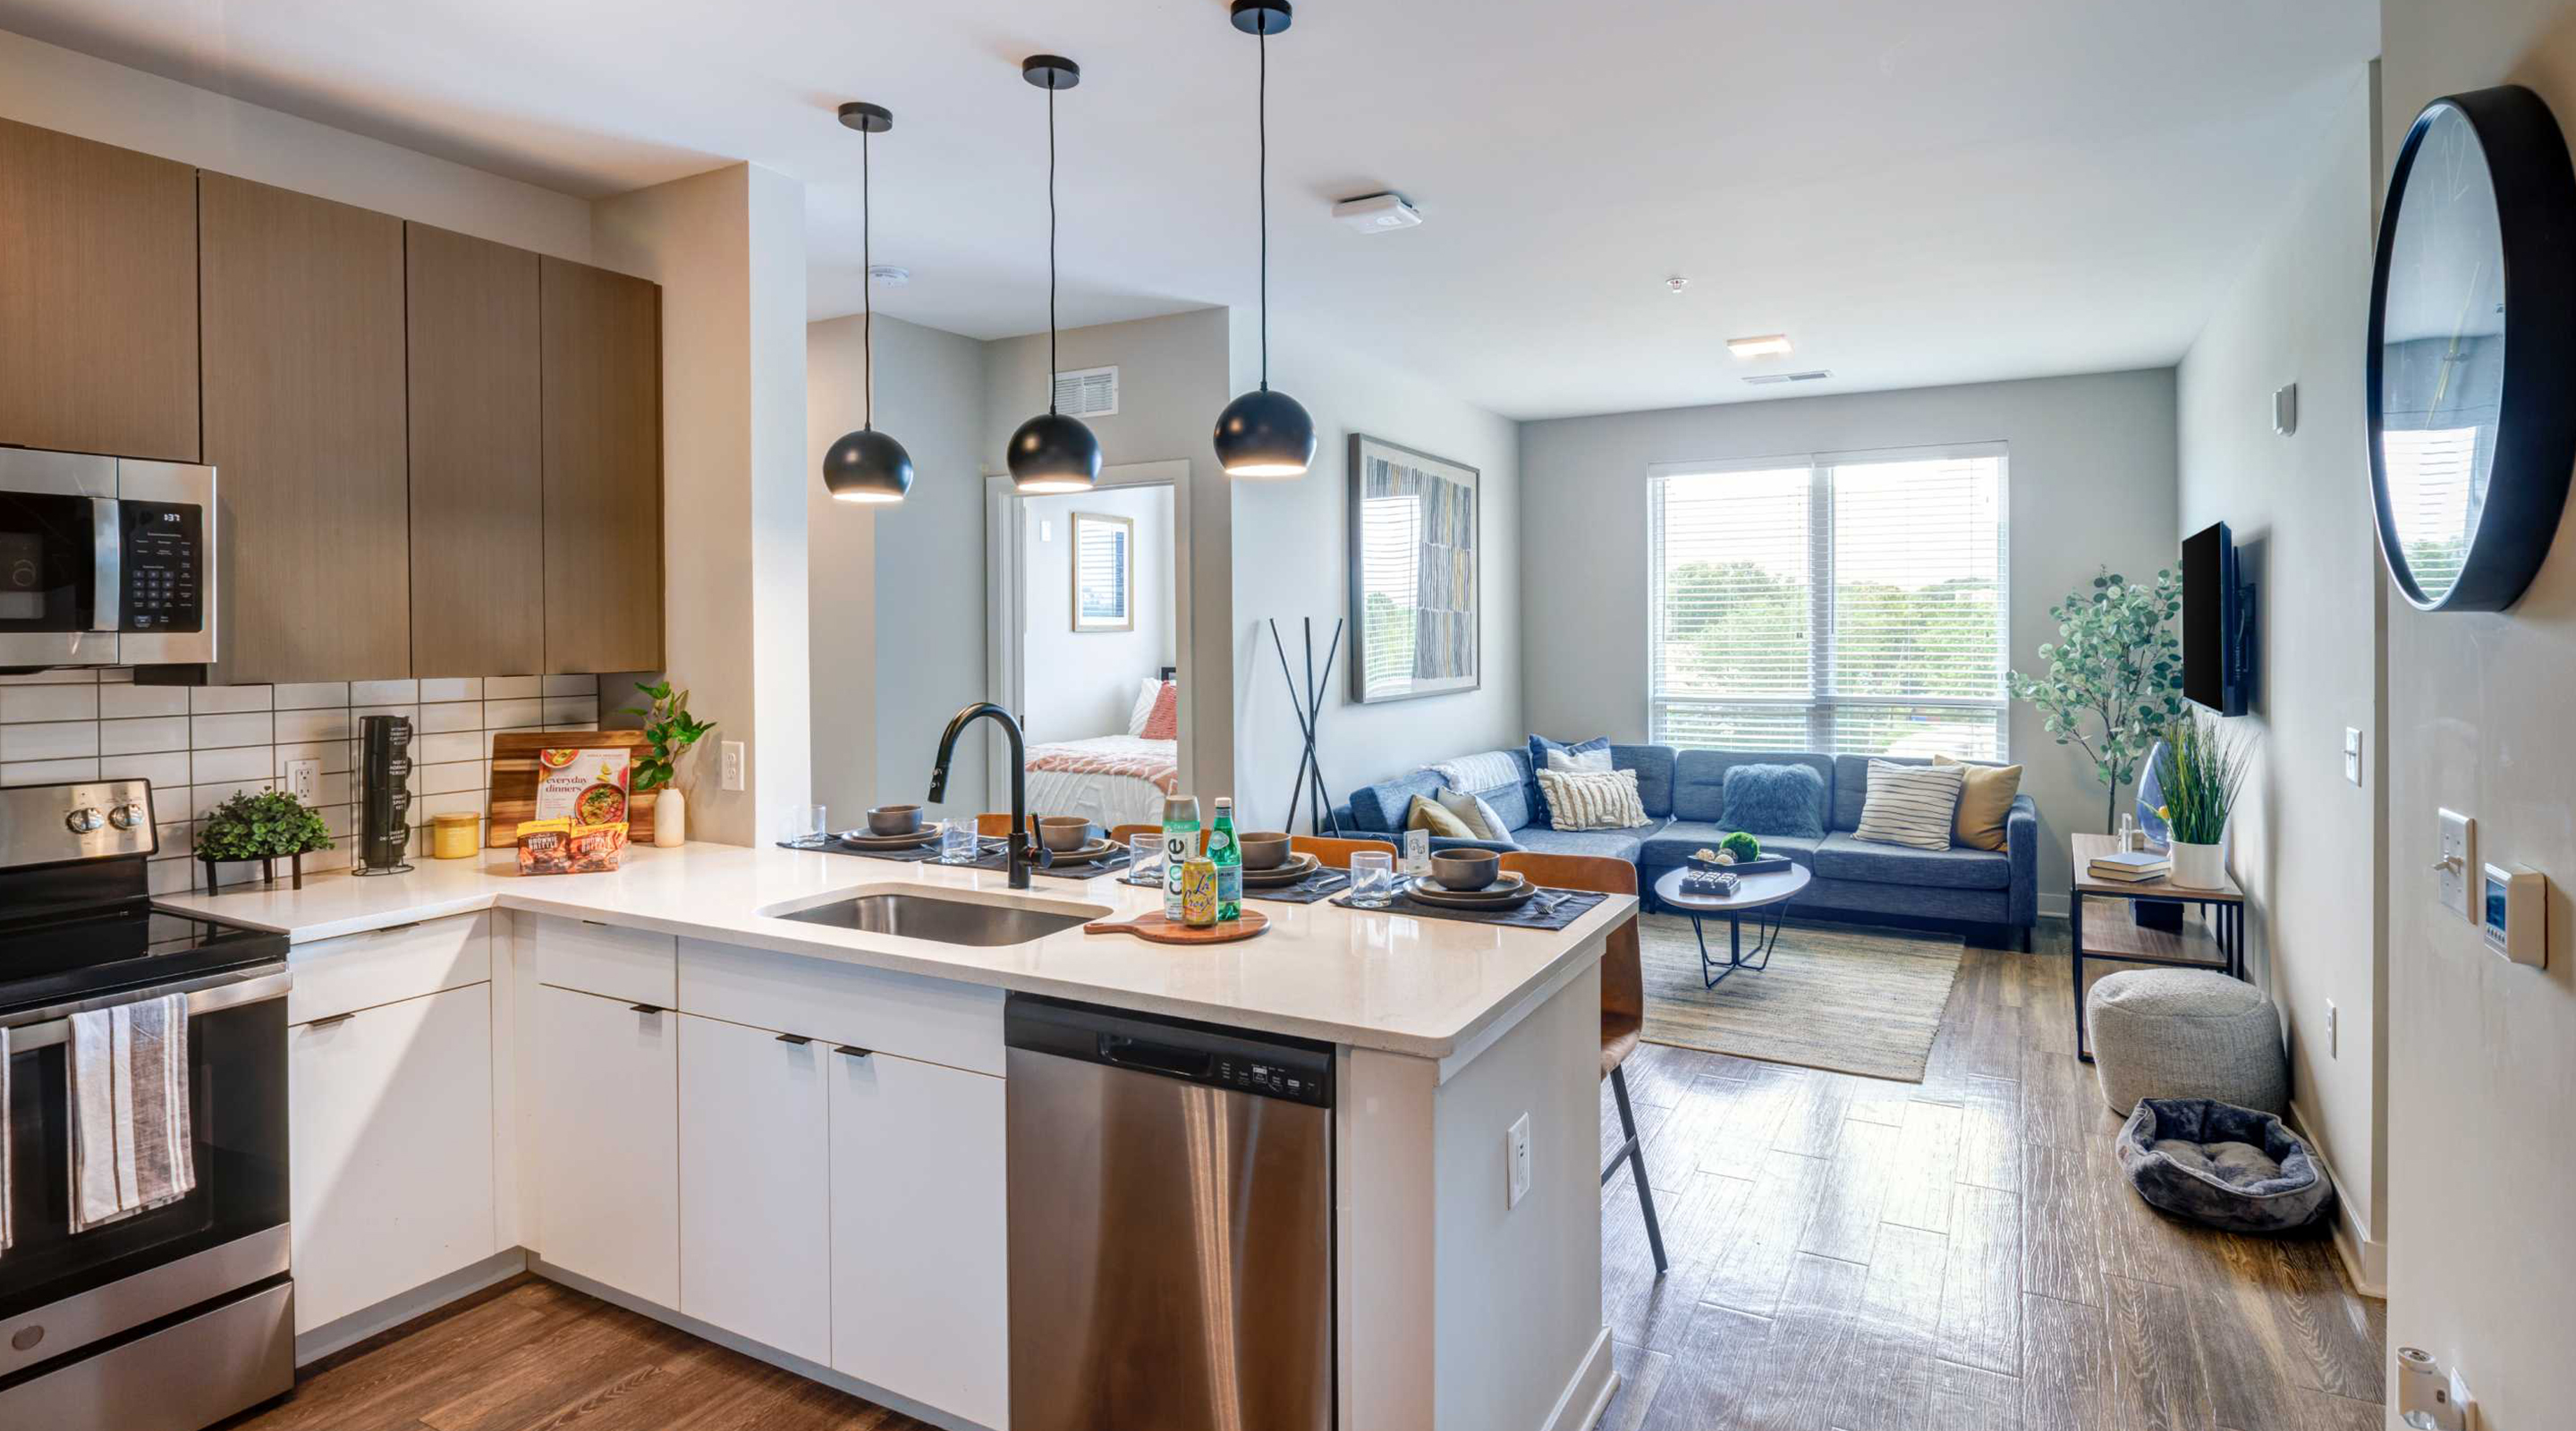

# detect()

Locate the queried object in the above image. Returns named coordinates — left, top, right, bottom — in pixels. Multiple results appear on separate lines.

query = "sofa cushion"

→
left=1613, top=744, right=1677, bottom=818
left=1405, top=794, right=1474, bottom=839
left=1673, top=749, right=1835, bottom=825
left=1348, top=769, right=1443, bottom=833
left=1852, top=758, right=1966, bottom=851
left=1436, top=787, right=1517, bottom=844
left=1721, top=763, right=1827, bottom=838
left=1814, top=831, right=2012, bottom=891
left=1428, top=750, right=1523, bottom=799
left=1935, top=753, right=2022, bottom=851
left=1510, top=821, right=1660, bottom=862
left=1528, top=734, right=1608, bottom=820
left=1640, top=823, right=1820, bottom=870
left=1835, top=753, right=1982, bottom=832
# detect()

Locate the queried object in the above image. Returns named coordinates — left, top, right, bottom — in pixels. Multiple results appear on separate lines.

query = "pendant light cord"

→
left=1047, top=81, right=1060, bottom=415
left=861, top=124, right=874, bottom=432
left=1258, top=18, right=1269, bottom=391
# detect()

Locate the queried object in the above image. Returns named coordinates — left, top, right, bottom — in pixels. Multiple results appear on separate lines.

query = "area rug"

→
left=1638, top=913, right=1965, bottom=1081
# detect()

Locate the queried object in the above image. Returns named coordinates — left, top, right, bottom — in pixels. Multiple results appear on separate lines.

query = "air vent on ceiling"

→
left=1053, top=365, right=1120, bottom=417
left=1742, top=369, right=1832, bottom=385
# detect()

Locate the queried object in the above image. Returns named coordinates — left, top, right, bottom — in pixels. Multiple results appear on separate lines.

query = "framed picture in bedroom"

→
left=1347, top=432, right=1480, bottom=704
left=1071, top=511, right=1135, bottom=631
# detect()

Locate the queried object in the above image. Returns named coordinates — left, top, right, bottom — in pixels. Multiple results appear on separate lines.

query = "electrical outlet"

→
left=284, top=758, right=321, bottom=805
left=1506, top=1113, right=1533, bottom=1209
left=2437, top=809, right=2475, bottom=918
left=719, top=741, right=745, bottom=792
left=2326, top=1000, right=2338, bottom=1058
left=2343, top=727, right=2363, bottom=787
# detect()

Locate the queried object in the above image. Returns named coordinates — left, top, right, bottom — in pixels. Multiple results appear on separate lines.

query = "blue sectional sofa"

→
left=1329, top=744, right=2037, bottom=945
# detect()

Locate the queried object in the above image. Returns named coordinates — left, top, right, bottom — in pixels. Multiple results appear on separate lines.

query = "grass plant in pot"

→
left=2158, top=712, right=2246, bottom=890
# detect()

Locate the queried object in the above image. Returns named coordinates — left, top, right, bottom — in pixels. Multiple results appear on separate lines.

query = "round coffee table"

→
left=1654, top=863, right=1812, bottom=987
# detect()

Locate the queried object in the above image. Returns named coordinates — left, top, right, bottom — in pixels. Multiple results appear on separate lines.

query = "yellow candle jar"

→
left=431, top=811, right=482, bottom=859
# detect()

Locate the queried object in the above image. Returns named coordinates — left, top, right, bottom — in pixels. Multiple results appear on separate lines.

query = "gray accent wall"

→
left=1517, top=369, right=2181, bottom=900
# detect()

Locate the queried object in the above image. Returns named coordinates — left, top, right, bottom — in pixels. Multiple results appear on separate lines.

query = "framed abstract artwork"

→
left=1347, top=433, right=1480, bottom=704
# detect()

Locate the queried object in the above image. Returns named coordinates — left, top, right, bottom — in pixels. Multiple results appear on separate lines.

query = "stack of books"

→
left=2089, top=848, right=2171, bottom=884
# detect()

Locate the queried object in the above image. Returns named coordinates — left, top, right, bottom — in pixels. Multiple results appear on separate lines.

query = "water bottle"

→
left=1161, top=794, right=1199, bottom=921
left=1208, top=798, right=1241, bottom=922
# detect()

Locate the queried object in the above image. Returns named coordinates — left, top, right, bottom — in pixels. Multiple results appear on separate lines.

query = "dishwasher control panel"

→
left=1214, top=1054, right=1327, bottom=1106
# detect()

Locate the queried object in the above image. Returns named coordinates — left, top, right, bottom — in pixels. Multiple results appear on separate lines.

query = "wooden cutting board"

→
left=1082, top=910, right=1271, bottom=944
left=487, top=730, right=657, bottom=846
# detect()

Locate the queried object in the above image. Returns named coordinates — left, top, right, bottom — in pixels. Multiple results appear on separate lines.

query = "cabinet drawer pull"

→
left=775, top=1033, right=812, bottom=1046
left=628, top=1003, right=665, bottom=1015
left=581, top=919, right=610, bottom=927
left=372, top=921, right=422, bottom=936
left=304, top=1012, right=356, bottom=1031
left=835, top=1045, right=873, bottom=1059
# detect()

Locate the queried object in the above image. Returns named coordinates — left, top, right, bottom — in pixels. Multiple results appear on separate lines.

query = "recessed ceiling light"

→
left=869, top=264, right=911, bottom=285
left=1666, top=275, right=1690, bottom=294
left=1726, top=334, right=1792, bottom=358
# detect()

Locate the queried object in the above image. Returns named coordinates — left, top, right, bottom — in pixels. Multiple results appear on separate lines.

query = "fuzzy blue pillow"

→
left=1721, top=763, right=1826, bottom=839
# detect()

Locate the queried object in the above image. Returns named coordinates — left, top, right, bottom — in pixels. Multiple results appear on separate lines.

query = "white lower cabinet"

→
left=676, top=1013, right=831, bottom=1365
left=532, top=983, right=679, bottom=1307
left=828, top=1046, right=1010, bottom=1430
left=288, top=982, right=496, bottom=1334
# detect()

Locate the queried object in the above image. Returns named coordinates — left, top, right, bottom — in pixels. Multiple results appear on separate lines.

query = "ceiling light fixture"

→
left=820, top=100, right=914, bottom=505
left=1212, top=0, right=1315, bottom=480
left=1667, top=275, right=1690, bottom=294
left=1005, top=55, right=1102, bottom=496
left=1726, top=333, right=1794, bottom=358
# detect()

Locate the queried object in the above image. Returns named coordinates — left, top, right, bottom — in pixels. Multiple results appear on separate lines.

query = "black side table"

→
left=2069, top=833, right=2246, bottom=1063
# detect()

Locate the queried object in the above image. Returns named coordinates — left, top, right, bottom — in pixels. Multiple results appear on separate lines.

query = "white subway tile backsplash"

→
left=417, top=790, right=487, bottom=824
left=543, top=673, right=598, bottom=697
left=543, top=697, right=599, bottom=726
left=271, top=682, right=350, bottom=710
left=420, top=760, right=483, bottom=796
left=419, top=731, right=483, bottom=763
left=1, top=721, right=100, bottom=762
left=99, top=684, right=190, bottom=718
left=101, top=716, right=191, bottom=756
left=483, top=698, right=544, bottom=729
left=484, top=675, right=542, bottom=699
left=1, top=685, right=98, bottom=723
left=351, top=679, right=419, bottom=704
left=106, top=751, right=192, bottom=790
left=0, top=670, right=96, bottom=685
left=190, top=712, right=274, bottom=749
left=191, top=780, right=275, bottom=818
left=274, top=708, right=353, bottom=743
left=191, top=745, right=274, bottom=785
left=417, top=700, right=483, bottom=733
left=273, top=741, right=354, bottom=775
left=418, top=677, right=482, bottom=701
left=3, top=757, right=98, bottom=785
left=191, top=685, right=274, bottom=714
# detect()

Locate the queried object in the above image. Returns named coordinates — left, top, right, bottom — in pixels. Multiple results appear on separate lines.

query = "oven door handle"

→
left=91, top=496, right=123, bottom=633
left=2, top=967, right=290, bottom=1054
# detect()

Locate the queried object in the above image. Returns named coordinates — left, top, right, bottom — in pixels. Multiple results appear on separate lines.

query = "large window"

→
left=1648, top=444, right=2009, bottom=759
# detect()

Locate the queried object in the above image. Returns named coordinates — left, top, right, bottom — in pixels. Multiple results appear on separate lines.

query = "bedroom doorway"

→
left=984, top=461, right=1186, bottom=830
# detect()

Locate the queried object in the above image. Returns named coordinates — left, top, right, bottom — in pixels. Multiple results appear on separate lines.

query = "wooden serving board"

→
left=487, top=730, right=657, bottom=846
left=1083, top=909, right=1271, bottom=945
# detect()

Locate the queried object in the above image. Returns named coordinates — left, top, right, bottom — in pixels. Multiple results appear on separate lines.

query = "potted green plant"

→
left=620, top=680, right=716, bottom=847
left=196, top=788, right=334, bottom=890
left=2157, top=712, right=2247, bottom=890
left=2006, top=568, right=2186, bottom=831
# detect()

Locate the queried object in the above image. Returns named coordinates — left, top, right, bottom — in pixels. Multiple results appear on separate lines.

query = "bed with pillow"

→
left=1023, top=676, right=1179, bottom=830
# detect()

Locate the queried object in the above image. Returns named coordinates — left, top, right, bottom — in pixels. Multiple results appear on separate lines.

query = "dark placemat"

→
left=1242, top=869, right=1352, bottom=905
left=1329, top=885, right=1608, bottom=931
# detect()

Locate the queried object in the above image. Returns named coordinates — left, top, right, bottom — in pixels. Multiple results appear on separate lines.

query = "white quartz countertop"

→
left=154, top=843, right=1629, bottom=1060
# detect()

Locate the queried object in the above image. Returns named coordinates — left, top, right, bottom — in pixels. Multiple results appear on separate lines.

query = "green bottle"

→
left=1208, top=797, right=1241, bottom=922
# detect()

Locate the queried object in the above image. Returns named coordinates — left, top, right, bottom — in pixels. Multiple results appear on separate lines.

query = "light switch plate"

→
left=1506, top=1113, right=1533, bottom=1209
left=2438, top=808, right=2475, bottom=918
left=2343, top=727, right=2363, bottom=787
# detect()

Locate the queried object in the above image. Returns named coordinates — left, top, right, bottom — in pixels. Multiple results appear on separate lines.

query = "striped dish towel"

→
left=69, top=993, right=196, bottom=1232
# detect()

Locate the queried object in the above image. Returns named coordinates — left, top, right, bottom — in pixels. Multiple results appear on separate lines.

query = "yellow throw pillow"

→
left=1406, top=793, right=1474, bottom=839
left=1933, top=753, right=2021, bottom=851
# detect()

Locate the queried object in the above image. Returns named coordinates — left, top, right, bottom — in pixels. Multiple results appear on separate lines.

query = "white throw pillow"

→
left=1125, top=677, right=1161, bottom=736
left=1535, top=767, right=1648, bottom=832
left=1436, top=787, right=1516, bottom=843
left=1545, top=745, right=1614, bottom=774
left=1852, top=759, right=1966, bottom=851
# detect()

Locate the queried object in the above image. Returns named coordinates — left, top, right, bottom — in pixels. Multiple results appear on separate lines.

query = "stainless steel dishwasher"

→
left=1005, top=995, right=1334, bottom=1431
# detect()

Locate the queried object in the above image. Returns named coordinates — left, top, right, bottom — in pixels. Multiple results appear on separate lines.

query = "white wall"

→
left=2174, top=69, right=2385, bottom=1283
left=1020, top=486, right=1175, bottom=744
left=0, top=28, right=590, bottom=261
left=2379, top=4, right=2576, bottom=1423
left=595, top=163, right=810, bottom=846
left=1228, top=317, right=1523, bottom=834
left=1517, top=371, right=2180, bottom=897
left=807, top=311, right=990, bottom=823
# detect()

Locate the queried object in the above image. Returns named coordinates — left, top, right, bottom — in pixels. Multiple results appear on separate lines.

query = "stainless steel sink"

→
left=775, top=891, right=1094, bottom=946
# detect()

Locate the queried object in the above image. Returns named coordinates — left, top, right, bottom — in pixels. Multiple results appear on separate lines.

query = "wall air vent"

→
left=1052, top=365, right=1120, bottom=417
left=1742, top=369, right=1832, bottom=385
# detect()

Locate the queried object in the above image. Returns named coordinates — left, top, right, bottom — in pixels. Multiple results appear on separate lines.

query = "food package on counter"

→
left=535, top=747, right=632, bottom=827
left=516, top=818, right=575, bottom=876
left=570, top=822, right=628, bottom=873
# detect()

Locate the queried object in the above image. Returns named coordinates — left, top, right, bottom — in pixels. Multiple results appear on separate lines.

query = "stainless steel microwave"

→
left=0, top=448, right=215, bottom=671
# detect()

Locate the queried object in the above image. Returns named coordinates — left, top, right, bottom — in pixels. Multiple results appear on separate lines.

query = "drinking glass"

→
left=794, top=803, right=828, bottom=846
left=1348, top=851, right=1398, bottom=908
left=1125, top=831, right=1164, bottom=886
left=940, top=818, right=983, bottom=865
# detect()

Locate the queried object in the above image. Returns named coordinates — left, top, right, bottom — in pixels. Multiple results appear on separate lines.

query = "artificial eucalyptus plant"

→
left=2005, top=567, right=2186, bottom=831
left=195, top=789, right=334, bottom=861
left=620, top=680, right=716, bottom=793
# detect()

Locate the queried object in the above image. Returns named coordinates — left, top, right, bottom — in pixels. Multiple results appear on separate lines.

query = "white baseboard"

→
left=2038, top=893, right=2070, bottom=919
left=1543, top=1324, right=1618, bottom=1431
left=2282, top=1101, right=2387, bottom=1297
left=294, top=1248, right=529, bottom=1366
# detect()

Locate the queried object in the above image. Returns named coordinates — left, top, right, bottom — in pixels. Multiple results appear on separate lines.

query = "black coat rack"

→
left=1270, top=616, right=1343, bottom=835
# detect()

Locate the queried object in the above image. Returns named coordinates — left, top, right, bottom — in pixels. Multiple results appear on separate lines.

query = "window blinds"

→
left=1648, top=445, right=2009, bottom=759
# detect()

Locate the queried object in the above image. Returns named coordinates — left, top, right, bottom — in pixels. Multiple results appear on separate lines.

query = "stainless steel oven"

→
left=0, top=781, right=292, bottom=1431
left=0, top=448, right=216, bottom=670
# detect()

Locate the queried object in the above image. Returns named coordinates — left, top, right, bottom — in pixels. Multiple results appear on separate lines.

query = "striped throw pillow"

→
left=1429, top=749, right=1522, bottom=796
left=1852, top=759, right=1966, bottom=851
left=1535, top=767, right=1649, bottom=832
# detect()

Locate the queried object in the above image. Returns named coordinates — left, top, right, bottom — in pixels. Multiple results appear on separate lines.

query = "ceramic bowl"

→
left=866, top=804, right=922, bottom=835
left=1238, top=831, right=1292, bottom=870
left=1038, top=816, right=1095, bottom=852
left=1429, top=849, right=1501, bottom=891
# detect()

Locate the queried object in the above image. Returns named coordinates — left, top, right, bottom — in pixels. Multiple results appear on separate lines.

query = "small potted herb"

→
left=197, top=788, right=334, bottom=890
left=620, top=680, right=716, bottom=846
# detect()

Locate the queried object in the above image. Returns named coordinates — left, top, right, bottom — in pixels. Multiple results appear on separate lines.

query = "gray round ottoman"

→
left=2087, top=969, right=2285, bottom=1116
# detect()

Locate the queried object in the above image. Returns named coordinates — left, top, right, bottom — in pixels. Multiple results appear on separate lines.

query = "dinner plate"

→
left=1241, top=852, right=1325, bottom=885
left=1043, top=838, right=1121, bottom=865
left=830, top=827, right=940, bottom=850
left=1406, top=877, right=1538, bottom=911
left=1412, top=872, right=1532, bottom=901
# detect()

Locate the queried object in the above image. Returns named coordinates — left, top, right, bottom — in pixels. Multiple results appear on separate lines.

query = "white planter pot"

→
left=2168, top=838, right=2224, bottom=890
left=653, top=785, right=687, bottom=847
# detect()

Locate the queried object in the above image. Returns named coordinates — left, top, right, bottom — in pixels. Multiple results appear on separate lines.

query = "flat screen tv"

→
left=2181, top=521, right=2253, bottom=716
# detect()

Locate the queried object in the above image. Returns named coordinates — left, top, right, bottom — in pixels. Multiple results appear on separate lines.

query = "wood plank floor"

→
left=225, top=922, right=2383, bottom=1431
left=1596, top=919, right=2386, bottom=1431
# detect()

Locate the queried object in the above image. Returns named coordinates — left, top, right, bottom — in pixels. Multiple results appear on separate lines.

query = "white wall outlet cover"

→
left=2325, top=1000, right=2338, bottom=1057
left=2437, top=808, right=2474, bottom=919
left=2343, top=727, right=2363, bottom=787
left=285, top=758, right=321, bottom=804
left=1506, top=1113, right=1533, bottom=1209
left=719, top=741, right=746, bottom=792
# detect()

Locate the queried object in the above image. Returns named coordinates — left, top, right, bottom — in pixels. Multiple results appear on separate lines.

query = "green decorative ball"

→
left=1719, top=831, right=1762, bottom=863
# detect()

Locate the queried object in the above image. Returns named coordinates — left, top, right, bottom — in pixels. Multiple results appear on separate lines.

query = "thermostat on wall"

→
left=2481, top=862, right=2547, bottom=967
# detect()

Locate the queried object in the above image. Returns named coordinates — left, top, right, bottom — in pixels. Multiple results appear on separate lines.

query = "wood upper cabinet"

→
left=408, top=224, right=543, bottom=677
left=0, top=117, right=199, bottom=461
left=540, top=257, right=663, bottom=674
left=200, top=173, right=410, bottom=682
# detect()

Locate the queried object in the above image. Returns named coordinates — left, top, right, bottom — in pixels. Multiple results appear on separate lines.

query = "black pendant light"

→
left=1213, top=0, right=1316, bottom=479
left=1006, top=55, right=1102, bottom=495
left=821, top=100, right=914, bottom=504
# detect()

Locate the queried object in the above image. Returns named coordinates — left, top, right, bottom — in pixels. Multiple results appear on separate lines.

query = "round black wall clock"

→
left=2368, top=83, right=2576, bottom=612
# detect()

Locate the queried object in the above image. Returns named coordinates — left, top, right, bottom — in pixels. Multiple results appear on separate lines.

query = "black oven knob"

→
left=109, top=801, right=148, bottom=830
left=65, top=807, right=104, bottom=834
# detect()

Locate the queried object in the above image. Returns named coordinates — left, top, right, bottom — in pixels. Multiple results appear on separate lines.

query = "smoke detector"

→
left=1333, top=191, right=1421, bottom=233
left=869, top=264, right=911, bottom=285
